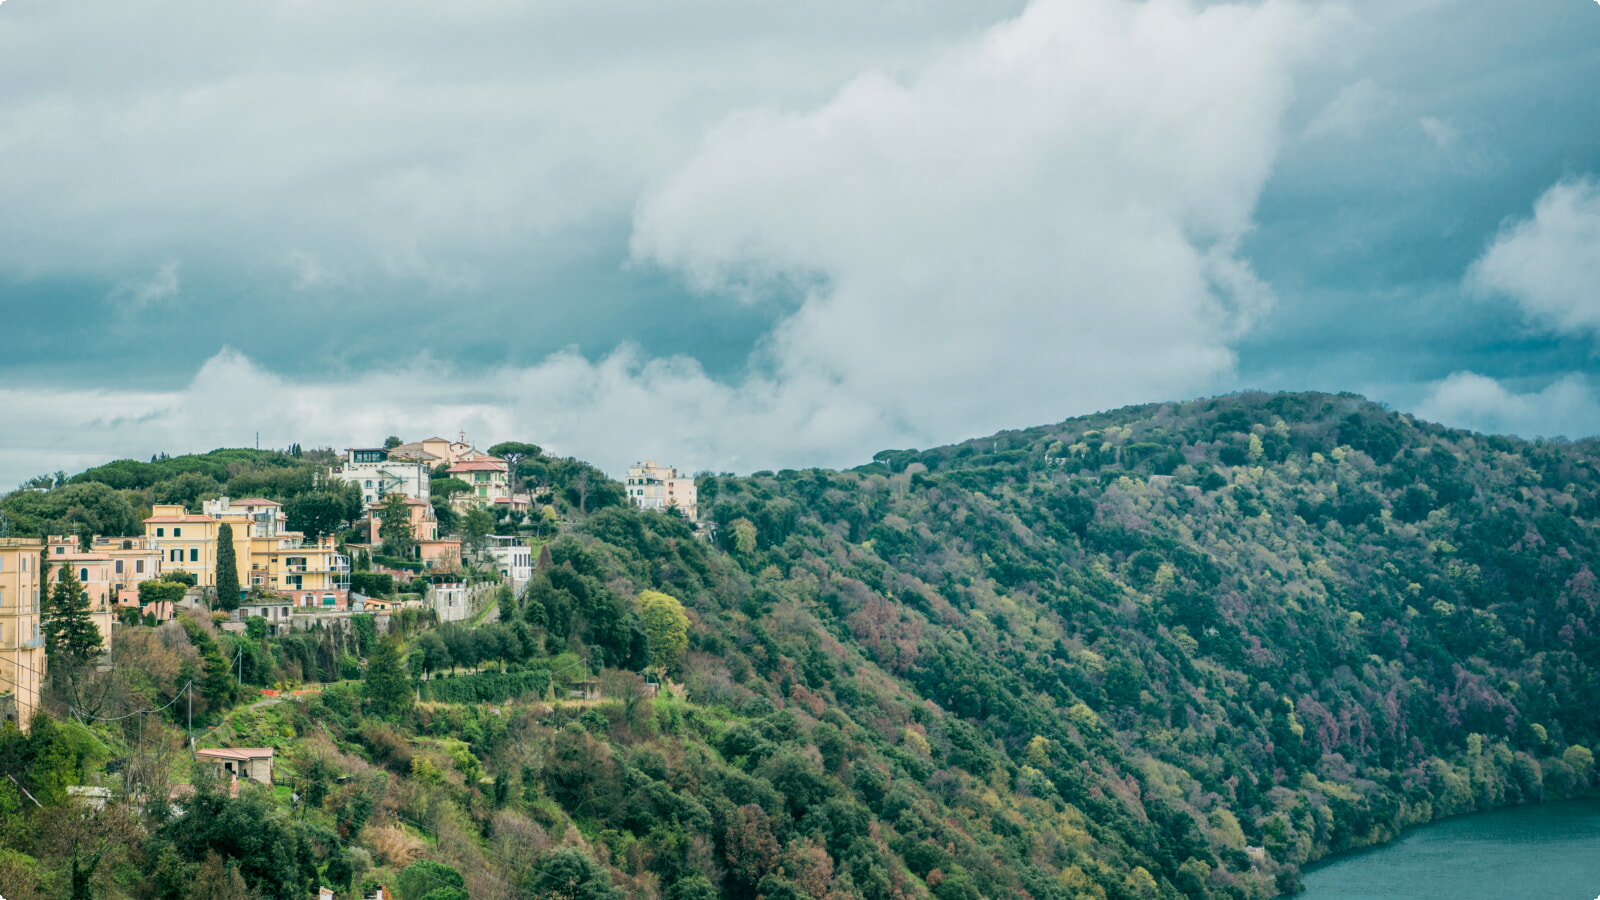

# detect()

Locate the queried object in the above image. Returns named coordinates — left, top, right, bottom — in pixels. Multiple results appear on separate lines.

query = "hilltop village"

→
left=0, top=435, right=700, bottom=732
left=0, top=395, right=1596, bottom=900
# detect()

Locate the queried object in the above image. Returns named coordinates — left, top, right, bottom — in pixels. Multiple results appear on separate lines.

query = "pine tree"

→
left=363, top=635, right=412, bottom=717
left=43, top=564, right=102, bottom=670
left=215, top=522, right=241, bottom=611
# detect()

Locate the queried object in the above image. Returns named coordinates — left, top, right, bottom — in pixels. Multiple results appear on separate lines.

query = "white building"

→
left=328, top=448, right=432, bottom=505
left=485, top=536, right=533, bottom=588
left=625, top=461, right=698, bottom=521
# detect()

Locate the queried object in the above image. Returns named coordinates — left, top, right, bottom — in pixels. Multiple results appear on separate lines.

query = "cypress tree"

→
left=43, top=564, right=103, bottom=669
left=215, top=522, right=241, bottom=611
left=363, top=635, right=412, bottom=717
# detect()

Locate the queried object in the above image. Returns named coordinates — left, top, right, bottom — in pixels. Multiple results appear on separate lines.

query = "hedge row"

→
left=422, top=669, right=552, bottom=704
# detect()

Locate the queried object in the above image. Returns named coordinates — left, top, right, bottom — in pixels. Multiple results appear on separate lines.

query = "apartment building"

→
left=144, top=505, right=222, bottom=586
left=625, top=461, right=699, bottom=521
left=0, top=538, right=46, bottom=732
left=44, top=536, right=125, bottom=653
left=328, top=447, right=432, bottom=505
left=147, top=500, right=351, bottom=608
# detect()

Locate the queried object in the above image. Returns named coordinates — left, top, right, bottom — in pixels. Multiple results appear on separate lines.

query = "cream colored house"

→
left=626, top=461, right=699, bottom=521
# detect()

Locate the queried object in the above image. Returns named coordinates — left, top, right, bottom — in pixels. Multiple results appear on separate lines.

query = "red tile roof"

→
left=449, top=458, right=507, bottom=473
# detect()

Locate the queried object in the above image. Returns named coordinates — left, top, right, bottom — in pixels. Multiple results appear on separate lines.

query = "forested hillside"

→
left=1, top=391, right=1597, bottom=900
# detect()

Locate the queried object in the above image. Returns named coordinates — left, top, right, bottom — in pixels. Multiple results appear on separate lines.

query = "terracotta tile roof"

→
left=231, top=498, right=282, bottom=507
left=449, top=458, right=507, bottom=473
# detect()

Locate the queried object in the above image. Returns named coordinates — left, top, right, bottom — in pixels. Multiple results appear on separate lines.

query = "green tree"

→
left=139, top=579, right=189, bottom=606
left=488, top=441, right=542, bottom=497
left=431, top=477, right=473, bottom=499
left=638, top=590, right=689, bottom=676
left=384, top=435, right=403, bottom=449
left=378, top=493, right=417, bottom=559
left=462, top=506, right=495, bottom=555
left=525, top=847, right=620, bottom=900
left=363, top=635, right=412, bottom=717
left=215, top=522, right=241, bottom=611
left=284, top=492, right=349, bottom=540
left=43, top=564, right=103, bottom=670
left=430, top=495, right=460, bottom=537
left=397, top=859, right=463, bottom=900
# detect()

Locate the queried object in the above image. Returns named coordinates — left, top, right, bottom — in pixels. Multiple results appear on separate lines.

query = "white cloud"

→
left=0, top=0, right=1341, bottom=488
left=1467, top=176, right=1600, bottom=338
left=1415, top=371, right=1600, bottom=439
left=633, top=0, right=1332, bottom=453
left=0, top=0, right=1024, bottom=291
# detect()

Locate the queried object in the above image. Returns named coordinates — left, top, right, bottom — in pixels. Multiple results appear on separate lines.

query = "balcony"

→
left=23, top=636, right=44, bottom=649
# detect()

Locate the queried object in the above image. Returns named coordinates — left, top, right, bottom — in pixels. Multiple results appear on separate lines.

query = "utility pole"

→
left=187, top=682, right=193, bottom=749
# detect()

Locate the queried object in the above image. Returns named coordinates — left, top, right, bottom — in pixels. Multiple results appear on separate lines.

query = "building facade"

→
left=0, top=538, right=46, bottom=731
left=45, top=536, right=121, bottom=654
left=329, top=448, right=432, bottom=505
left=485, top=536, right=533, bottom=586
left=144, top=505, right=222, bottom=586
left=626, top=461, right=699, bottom=521
left=145, top=500, right=350, bottom=608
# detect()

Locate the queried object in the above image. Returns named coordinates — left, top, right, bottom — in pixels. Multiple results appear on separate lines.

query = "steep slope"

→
left=675, top=391, right=1600, bottom=896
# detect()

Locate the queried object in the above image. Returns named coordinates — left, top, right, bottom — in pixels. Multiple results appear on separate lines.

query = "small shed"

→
left=196, top=747, right=275, bottom=785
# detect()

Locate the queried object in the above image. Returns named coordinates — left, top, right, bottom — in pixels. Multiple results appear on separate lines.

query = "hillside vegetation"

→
left=1, top=391, right=1597, bottom=900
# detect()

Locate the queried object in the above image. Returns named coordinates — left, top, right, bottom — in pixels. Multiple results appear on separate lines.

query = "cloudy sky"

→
left=1, top=0, right=1597, bottom=486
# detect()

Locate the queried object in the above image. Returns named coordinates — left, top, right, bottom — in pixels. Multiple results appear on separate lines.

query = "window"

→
left=156, top=527, right=165, bottom=537
left=170, top=549, right=181, bottom=563
left=80, top=568, right=89, bottom=582
left=54, top=546, right=65, bottom=555
left=122, top=540, right=133, bottom=550
left=115, top=560, right=124, bottom=574
left=173, top=527, right=182, bottom=537
left=135, top=560, right=145, bottom=574
left=189, top=548, right=199, bottom=562
left=365, top=480, right=373, bottom=489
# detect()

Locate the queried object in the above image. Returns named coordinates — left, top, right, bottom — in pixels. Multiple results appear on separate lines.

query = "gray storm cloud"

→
left=0, top=0, right=1336, bottom=486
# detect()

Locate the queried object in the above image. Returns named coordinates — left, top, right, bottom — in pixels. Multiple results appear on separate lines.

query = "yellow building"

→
left=147, top=499, right=351, bottom=609
left=0, top=538, right=46, bottom=732
left=144, top=504, right=223, bottom=586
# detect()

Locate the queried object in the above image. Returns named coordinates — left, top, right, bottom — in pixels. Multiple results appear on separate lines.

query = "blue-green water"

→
left=1299, top=799, right=1600, bottom=899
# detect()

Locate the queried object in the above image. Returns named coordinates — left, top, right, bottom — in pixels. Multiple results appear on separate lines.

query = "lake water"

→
left=1299, top=799, right=1600, bottom=899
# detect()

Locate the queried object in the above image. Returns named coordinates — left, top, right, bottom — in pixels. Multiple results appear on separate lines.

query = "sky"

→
left=0, top=0, right=1597, bottom=486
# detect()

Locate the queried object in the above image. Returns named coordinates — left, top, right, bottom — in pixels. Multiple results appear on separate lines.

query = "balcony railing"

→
left=23, top=636, right=44, bottom=649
